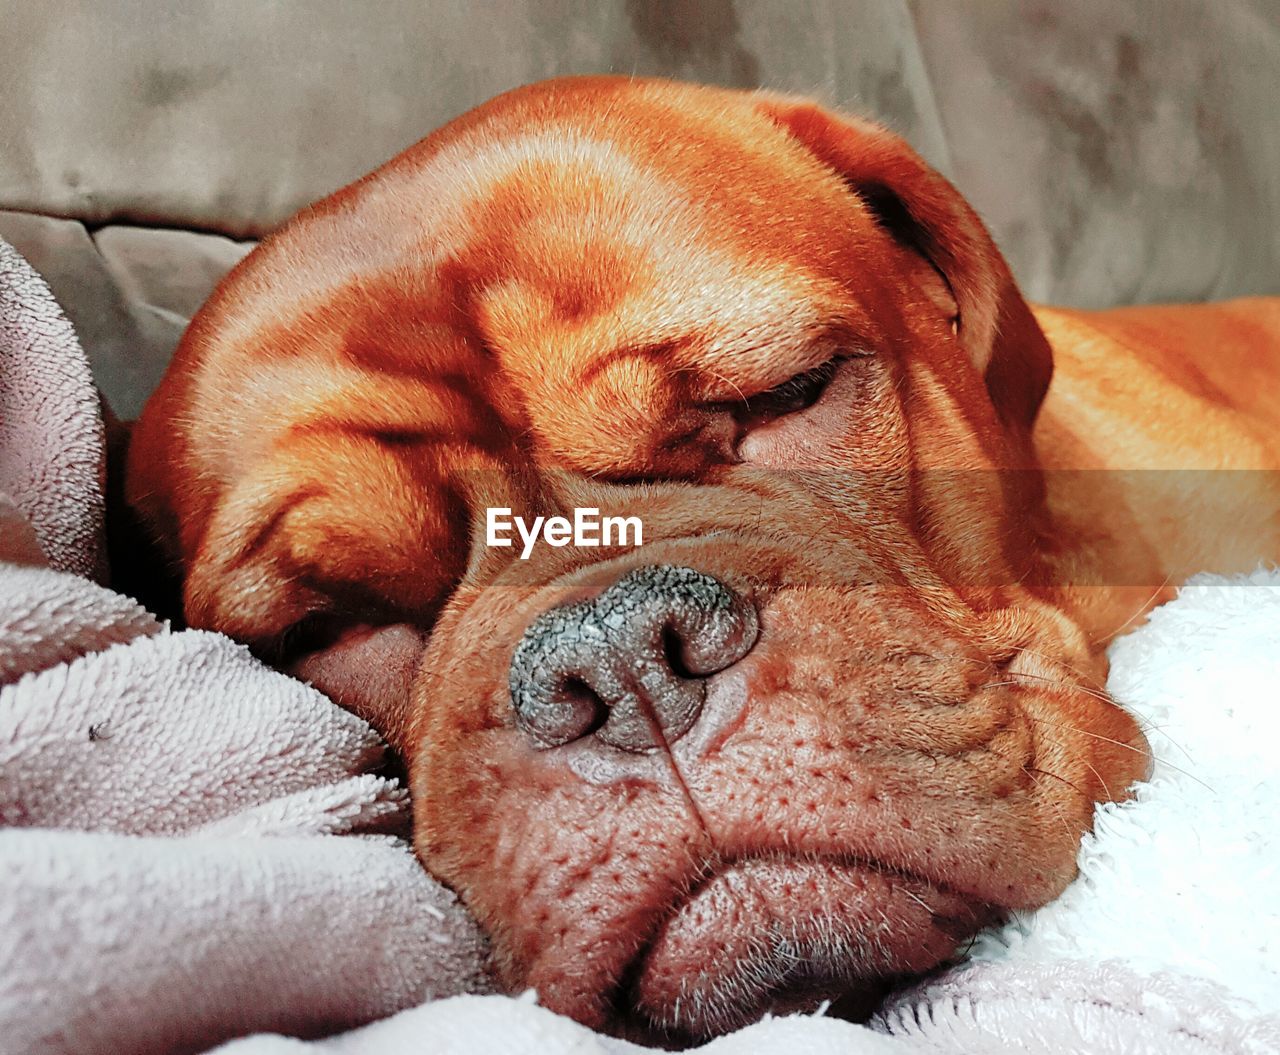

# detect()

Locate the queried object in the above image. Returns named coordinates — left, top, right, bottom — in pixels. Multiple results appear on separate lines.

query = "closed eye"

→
left=735, top=355, right=844, bottom=429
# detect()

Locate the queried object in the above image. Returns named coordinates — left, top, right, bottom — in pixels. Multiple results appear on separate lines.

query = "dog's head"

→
left=127, top=78, right=1149, bottom=1041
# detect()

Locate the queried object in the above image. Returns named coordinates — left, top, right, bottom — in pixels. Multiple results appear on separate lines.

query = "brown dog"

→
left=125, top=77, right=1280, bottom=1041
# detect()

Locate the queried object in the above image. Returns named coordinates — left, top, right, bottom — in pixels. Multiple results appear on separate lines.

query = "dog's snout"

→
left=509, top=565, right=758, bottom=752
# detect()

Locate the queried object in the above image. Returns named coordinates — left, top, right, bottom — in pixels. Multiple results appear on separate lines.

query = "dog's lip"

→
left=608, top=853, right=995, bottom=1040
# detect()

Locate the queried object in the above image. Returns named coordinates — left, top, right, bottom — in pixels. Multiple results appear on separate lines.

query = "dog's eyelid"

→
left=693, top=342, right=871, bottom=411
left=734, top=351, right=857, bottom=422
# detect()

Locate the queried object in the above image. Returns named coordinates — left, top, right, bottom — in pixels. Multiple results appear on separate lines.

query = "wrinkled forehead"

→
left=194, top=85, right=894, bottom=489
left=239, top=82, right=883, bottom=377
left=457, top=93, right=879, bottom=364
left=427, top=91, right=887, bottom=465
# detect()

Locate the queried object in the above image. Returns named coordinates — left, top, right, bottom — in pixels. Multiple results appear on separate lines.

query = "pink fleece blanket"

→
left=2, top=236, right=1275, bottom=1055
left=0, top=238, right=490, bottom=1055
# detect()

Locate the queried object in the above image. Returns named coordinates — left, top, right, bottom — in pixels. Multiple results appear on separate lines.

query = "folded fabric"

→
left=3, top=627, right=406, bottom=835
left=1, top=829, right=488, bottom=1055
left=210, top=960, right=1280, bottom=1055
left=0, top=238, right=105, bottom=582
left=0, top=236, right=490, bottom=1055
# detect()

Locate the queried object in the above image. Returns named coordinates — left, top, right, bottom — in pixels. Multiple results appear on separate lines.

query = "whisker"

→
left=983, top=744, right=1081, bottom=845
left=981, top=676, right=1210, bottom=791
left=1022, top=770, right=1085, bottom=846
left=1100, top=573, right=1176, bottom=642
left=900, top=887, right=934, bottom=914
left=1121, top=721, right=1196, bottom=763
left=1080, top=756, right=1112, bottom=802
left=985, top=669, right=1115, bottom=707
left=1003, top=643, right=1108, bottom=694
left=702, top=368, right=748, bottom=407
left=1015, top=710, right=1145, bottom=757
left=1000, top=671, right=1191, bottom=758
left=1024, top=765, right=1088, bottom=799
left=991, top=670, right=1193, bottom=754
left=1025, top=715, right=1214, bottom=793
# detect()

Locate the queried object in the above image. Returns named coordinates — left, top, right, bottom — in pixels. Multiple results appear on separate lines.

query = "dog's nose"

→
left=509, top=565, right=758, bottom=752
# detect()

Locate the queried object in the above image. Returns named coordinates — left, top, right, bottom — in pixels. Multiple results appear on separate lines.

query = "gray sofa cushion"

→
left=0, top=0, right=949, bottom=239
left=0, top=212, right=251, bottom=417
left=912, top=0, right=1280, bottom=308
left=1, top=0, right=1276, bottom=416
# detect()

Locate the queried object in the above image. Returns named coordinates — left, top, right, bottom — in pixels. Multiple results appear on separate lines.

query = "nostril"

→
left=558, top=676, right=609, bottom=738
left=509, top=565, right=758, bottom=752
left=659, top=577, right=759, bottom=678
left=661, top=623, right=697, bottom=680
left=514, top=669, right=609, bottom=748
left=508, top=594, right=613, bottom=747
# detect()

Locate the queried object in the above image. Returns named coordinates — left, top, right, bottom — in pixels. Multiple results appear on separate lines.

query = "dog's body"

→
left=126, top=78, right=1280, bottom=1041
left=1034, top=298, right=1280, bottom=633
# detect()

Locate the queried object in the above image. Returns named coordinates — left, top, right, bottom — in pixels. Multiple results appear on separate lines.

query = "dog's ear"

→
left=754, top=94, right=1052, bottom=435
left=125, top=386, right=479, bottom=751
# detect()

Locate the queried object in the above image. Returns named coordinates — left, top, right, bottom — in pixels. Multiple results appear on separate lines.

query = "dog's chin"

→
left=614, top=857, right=995, bottom=1043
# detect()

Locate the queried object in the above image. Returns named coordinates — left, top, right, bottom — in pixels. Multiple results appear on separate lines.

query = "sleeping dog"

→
left=125, top=77, right=1280, bottom=1041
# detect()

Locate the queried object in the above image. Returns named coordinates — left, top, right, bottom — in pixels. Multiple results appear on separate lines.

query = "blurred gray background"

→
left=1, top=0, right=1276, bottom=418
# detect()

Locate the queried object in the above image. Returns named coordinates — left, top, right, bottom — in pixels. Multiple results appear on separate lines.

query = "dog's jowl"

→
left=125, top=77, right=1280, bottom=1042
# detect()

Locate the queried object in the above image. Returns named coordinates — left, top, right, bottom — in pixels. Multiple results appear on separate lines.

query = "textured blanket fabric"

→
left=2, top=237, right=1278, bottom=1054
left=0, top=239, right=490, bottom=1055
left=0, top=239, right=105, bottom=581
left=213, top=962, right=1280, bottom=1055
